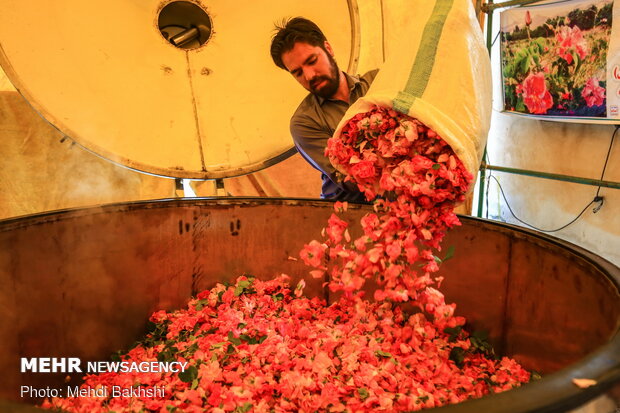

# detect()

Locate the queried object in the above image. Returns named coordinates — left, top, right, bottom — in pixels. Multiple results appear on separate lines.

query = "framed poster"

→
left=500, top=0, right=620, bottom=122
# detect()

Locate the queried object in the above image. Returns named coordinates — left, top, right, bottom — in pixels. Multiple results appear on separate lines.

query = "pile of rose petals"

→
left=44, top=276, right=530, bottom=413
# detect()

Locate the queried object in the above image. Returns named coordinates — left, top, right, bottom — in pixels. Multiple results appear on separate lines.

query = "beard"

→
left=309, top=53, right=340, bottom=99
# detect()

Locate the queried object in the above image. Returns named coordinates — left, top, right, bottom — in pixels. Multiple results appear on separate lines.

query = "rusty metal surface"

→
left=0, top=198, right=618, bottom=412
left=438, top=222, right=512, bottom=355
left=504, top=237, right=619, bottom=373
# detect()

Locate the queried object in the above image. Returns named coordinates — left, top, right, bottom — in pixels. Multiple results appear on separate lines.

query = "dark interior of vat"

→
left=1, top=199, right=619, bottom=413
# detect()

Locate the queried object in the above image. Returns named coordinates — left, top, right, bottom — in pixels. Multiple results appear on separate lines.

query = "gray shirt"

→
left=290, top=69, right=379, bottom=202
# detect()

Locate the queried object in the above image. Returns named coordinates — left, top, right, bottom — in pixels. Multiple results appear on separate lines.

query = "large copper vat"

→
left=0, top=198, right=618, bottom=413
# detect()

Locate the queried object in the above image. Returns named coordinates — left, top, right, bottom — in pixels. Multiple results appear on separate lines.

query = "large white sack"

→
left=332, top=0, right=492, bottom=178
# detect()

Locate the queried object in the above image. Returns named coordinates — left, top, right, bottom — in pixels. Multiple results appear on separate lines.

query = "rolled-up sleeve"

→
left=290, top=115, right=365, bottom=201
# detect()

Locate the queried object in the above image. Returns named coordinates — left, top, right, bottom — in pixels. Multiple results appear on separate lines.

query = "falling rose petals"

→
left=322, top=105, right=475, bottom=304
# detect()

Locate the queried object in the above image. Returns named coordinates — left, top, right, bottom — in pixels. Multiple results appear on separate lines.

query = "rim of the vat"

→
left=0, top=197, right=619, bottom=413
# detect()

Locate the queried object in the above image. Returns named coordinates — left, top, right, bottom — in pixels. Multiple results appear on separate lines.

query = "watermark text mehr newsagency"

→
left=21, top=357, right=188, bottom=374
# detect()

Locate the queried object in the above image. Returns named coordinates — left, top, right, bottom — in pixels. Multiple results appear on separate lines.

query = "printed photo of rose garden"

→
left=500, top=0, right=613, bottom=117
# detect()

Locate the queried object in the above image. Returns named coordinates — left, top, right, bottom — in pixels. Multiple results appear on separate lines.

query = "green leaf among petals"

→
left=375, top=350, right=392, bottom=358
left=358, top=388, right=370, bottom=400
left=234, top=402, right=253, bottom=413
left=234, top=278, right=256, bottom=296
left=178, top=365, right=198, bottom=383
left=449, top=347, right=466, bottom=369
left=443, top=245, right=455, bottom=262
left=228, top=331, right=242, bottom=346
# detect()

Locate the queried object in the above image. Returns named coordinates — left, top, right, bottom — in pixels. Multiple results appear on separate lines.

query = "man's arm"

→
left=290, top=116, right=365, bottom=201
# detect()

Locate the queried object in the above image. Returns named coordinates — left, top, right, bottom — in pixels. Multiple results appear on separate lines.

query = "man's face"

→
left=281, top=41, right=340, bottom=99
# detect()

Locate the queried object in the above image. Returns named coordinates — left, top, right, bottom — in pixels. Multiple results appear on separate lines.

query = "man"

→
left=270, top=17, right=378, bottom=202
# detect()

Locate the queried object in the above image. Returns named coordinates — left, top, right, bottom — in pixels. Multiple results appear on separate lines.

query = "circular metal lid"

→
left=0, top=0, right=358, bottom=179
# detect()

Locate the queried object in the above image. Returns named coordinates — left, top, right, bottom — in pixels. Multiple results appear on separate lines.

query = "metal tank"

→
left=0, top=198, right=618, bottom=413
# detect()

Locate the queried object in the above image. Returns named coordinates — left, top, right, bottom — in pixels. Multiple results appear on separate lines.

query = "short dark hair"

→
left=270, top=17, right=327, bottom=70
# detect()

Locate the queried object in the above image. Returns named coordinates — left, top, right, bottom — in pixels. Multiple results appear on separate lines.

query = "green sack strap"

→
left=393, top=0, right=455, bottom=115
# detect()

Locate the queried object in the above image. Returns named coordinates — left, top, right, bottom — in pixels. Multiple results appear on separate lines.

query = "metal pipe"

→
left=482, top=163, right=620, bottom=189
left=475, top=0, right=484, bottom=19
left=482, top=0, right=543, bottom=13
left=476, top=150, right=489, bottom=217
left=170, top=27, right=199, bottom=47
left=476, top=0, right=495, bottom=217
